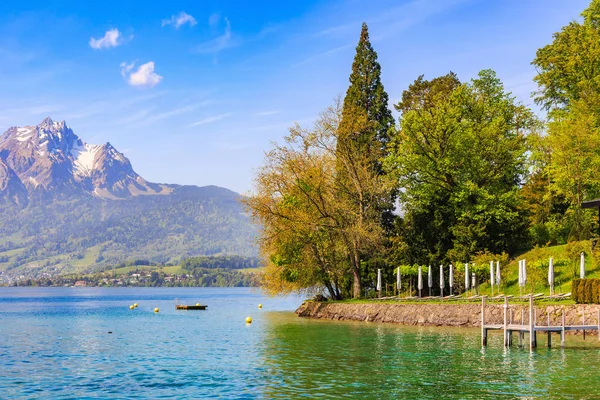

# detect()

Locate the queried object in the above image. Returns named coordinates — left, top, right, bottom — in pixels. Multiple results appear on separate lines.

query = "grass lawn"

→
left=477, top=243, right=596, bottom=297
left=330, top=297, right=575, bottom=306
left=325, top=243, right=597, bottom=304
left=159, top=265, right=187, bottom=274
left=71, top=245, right=104, bottom=269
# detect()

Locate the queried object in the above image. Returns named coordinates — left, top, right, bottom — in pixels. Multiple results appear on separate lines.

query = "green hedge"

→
left=572, top=278, right=600, bottom=304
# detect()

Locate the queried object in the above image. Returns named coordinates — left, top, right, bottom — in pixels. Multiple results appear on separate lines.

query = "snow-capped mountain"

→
left=0, top=117, right=171, bottom=202
left=0, top=117, right=258, bottom=278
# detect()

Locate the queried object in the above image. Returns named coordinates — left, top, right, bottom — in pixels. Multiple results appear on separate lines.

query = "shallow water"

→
left=1, top=287, right=599, bottom=399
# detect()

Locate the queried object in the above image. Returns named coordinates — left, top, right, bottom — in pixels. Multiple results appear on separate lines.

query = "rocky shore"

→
left=296, top=301, right=600, bottom=330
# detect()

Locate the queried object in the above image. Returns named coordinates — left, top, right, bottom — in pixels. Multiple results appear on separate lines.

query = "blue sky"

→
left=0, top=0, right=590, bottom=193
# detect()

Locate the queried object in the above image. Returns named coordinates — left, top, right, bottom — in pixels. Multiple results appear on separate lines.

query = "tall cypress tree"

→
left=340, top=22, right=394, bottom=155
left=336, top=23, right=395, bottom=298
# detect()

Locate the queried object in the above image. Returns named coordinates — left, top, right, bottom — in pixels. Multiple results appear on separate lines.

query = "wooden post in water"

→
left=547, top=311, right=551, bottom=348
left=534, top=300, right=537, bottom=347
left=508, top=303, right=513, bottom=346
left=598, top=309, right=600, bottom=341
left=503, top=296, right=509, bottom=347
left=561, top=308, right=565, bottom=348
left=529, top=295, right=536, bottom=350
left=481, top=296, right=487, bottom=346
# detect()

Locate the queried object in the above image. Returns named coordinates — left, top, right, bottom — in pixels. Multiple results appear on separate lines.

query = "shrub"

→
left=585, top=280, right=593, bottom=303
left=572, top=278, right=600, bottom=304
left=530, top=223, right=550, bottom=247
left=572, top=279, right=580, bottom=303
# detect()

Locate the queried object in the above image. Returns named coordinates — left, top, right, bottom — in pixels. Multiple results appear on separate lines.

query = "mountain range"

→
left=0, top=118, right=257, bottom=281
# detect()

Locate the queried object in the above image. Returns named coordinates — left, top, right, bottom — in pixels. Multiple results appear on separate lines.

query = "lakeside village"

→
left=1, top=268, right=259, bottom=288
left=0, top=256, right=261, bottom=288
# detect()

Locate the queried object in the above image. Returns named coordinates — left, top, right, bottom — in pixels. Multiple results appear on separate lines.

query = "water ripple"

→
left=1, top=288, right=600, bottom=398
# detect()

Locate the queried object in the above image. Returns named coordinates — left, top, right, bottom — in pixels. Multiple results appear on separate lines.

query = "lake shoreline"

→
left=296, top=301, right=600, bottom=332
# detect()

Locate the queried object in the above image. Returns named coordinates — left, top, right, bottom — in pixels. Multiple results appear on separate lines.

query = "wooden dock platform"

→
left=481, top=295, right=600, bottom=349
left=175, top=305, right=207, bottom=310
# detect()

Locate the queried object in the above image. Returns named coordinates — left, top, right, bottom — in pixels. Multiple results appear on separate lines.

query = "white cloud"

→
left=162, top=12, right=197, bottom=29
left=90, top=29, right=122, bottom=49
left=119, top=61, right=135, bottom=77
left=194, top=18, right=235, bottom=54
left=189, top=113, right=232, bottom=127
left=121, top=61, right=163, bottom=88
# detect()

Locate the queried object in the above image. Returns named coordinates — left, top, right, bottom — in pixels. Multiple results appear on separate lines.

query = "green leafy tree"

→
left=532, top=0, right=600, bottom=241
left=386, top=70, right=535, bottom=264
left=533, top=0, right=600, bottom=112
left=244, top=98, right=391, bottom=299
left=543, top=101, right=600, bottom=240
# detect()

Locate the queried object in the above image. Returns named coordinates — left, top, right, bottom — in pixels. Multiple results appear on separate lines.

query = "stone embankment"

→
left=296, top=301, right=600, bottom=329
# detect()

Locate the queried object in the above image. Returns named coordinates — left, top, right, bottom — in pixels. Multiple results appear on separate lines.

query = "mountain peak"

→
left=0, top=118, right=172, bottom=201
left=40, top=116, right=54, bottom=125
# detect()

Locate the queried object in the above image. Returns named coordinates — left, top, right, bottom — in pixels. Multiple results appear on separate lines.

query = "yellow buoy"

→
left=196, top=303, right=200, bottom=306
left=134, top=303, right=138, bottom=308
left=154, top=308, right=159, bottom=313
left=246, top=316, right=252, bottom=324
left=129, top=305, right=134, bottom=310
left=258, top=304, right=263, bottom=309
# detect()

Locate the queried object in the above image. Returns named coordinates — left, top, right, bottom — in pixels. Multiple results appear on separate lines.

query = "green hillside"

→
left=477, top=242, right=598, bottom=297
left=0, top=185, right=258, bottom=281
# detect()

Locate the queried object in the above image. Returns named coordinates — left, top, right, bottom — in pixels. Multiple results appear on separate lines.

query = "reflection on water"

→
left=260, top=312, right=600, bottom=399
left=1, top=288, right=600, bottom=399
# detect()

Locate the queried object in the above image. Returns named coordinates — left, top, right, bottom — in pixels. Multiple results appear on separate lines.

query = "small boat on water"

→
left=175, top=304, right=207, bottom=310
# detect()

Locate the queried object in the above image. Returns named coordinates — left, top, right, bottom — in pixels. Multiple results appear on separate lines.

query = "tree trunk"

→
left=324, top=281, right=337, bottom=300
left=352, top=250, right=362, bottom=298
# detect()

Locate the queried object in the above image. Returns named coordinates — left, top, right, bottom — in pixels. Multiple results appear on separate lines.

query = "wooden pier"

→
left=481, top=295, right=600, bottom=350
left=175, top=304, right=208, bottom=310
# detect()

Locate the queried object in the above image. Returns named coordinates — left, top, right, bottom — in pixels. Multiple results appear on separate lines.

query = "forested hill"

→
left=0, top=118, right=258, bottom=282
left=0, top=185, right=258, bottom=280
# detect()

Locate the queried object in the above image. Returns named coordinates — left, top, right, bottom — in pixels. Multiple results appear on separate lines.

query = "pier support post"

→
left=547, top=311, right=552, bottom=348
left=529, top=295, right=536, bottom=350
left=503, top=296, right=508, bottom=347
left=561, top=308, right=565, bottom=348
left=518, top=331, right=523, bottom=347
left=481, top=296, right=487, bottom=346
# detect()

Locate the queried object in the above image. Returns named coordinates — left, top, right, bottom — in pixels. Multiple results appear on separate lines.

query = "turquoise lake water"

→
left=1, top=287, right=600, bottom=399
